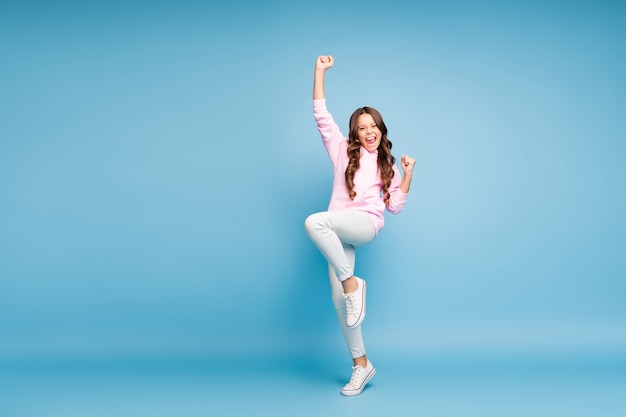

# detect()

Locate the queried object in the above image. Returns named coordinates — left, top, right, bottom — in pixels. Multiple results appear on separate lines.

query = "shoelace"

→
left=345, top=293, right=358, bottom=318
left=349, top=366, right=362, bottom=387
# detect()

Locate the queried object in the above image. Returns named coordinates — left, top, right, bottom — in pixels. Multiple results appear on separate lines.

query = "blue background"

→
left=1, top=0, right=625, bottom=415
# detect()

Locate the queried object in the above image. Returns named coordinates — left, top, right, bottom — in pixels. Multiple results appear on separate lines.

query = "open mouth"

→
left=365, top=136, right=376, bottom=145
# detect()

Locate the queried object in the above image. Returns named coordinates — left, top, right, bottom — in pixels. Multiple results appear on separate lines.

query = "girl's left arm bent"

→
left=386, top=155, right=416, bottom=214
left=399, top=155, right=416, bottom=194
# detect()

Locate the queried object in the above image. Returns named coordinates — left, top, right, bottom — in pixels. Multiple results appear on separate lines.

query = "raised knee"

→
left=304, top=214, right=315, bottom=235
left=304, top=213, right=326, bottom=235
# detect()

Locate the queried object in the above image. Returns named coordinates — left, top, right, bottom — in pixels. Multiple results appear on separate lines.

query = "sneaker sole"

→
left=347, top=279, right=366, bottom=328
left=340, top=367, right=376, bottom=396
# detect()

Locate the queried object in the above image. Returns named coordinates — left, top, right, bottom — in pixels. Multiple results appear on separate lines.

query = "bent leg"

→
left=304, top=211, right=375, bottom=282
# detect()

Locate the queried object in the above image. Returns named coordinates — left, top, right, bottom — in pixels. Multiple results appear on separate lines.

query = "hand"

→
left=315, top=55, right=334, bottom=72
left=401, top=155, right=416, bottom=176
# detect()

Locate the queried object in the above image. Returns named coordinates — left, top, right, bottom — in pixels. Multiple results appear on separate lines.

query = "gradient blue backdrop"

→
left=1, top=0, right=625, bottom=369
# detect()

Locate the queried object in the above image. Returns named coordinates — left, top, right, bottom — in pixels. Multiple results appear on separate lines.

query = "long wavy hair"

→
left=345, top=106, right=395, bottom=205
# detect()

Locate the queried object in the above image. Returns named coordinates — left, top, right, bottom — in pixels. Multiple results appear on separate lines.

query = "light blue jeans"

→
left=304, top=210, right=376, bottom=359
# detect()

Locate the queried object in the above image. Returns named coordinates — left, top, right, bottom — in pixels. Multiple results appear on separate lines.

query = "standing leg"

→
left=328, top=245, right=376, bottom=396
left=328, top=244, right=366, bottom=359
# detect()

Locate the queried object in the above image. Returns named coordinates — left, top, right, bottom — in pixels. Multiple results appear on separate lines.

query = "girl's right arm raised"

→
left=313, top=55, right=334, bottom=99
left=312, top=55, right=344, bottom=166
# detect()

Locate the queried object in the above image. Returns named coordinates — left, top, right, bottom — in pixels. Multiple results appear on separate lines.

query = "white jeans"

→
left=304, top=210, right=376, bottom=359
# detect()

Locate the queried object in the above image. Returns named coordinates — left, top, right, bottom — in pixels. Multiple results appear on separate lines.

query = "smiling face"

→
left=356, top=113, right=382, bottom=152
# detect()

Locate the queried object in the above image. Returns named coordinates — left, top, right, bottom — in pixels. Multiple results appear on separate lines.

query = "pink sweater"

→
left=313, top=98, right=408, bottom=234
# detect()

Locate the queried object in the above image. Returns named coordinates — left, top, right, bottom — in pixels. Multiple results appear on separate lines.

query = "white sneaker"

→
left=344, top=277, right=366, bottom=328
left=341, top=360, right=376, bottom=396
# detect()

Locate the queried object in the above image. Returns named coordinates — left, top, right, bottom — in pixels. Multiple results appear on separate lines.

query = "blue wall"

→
left=1, top=0, right=625, bottom=359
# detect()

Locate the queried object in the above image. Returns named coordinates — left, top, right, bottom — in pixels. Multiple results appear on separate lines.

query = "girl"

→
left=304, top=55, right=416, bottom=396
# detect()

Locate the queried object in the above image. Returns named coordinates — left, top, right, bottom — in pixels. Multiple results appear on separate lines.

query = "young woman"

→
left=304, top=55, right=416, bottom=396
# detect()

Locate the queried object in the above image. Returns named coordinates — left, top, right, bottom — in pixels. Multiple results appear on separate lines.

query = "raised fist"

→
left=401, top=155, right=416, bottom=176
left=315, top=55, right=334, bottom=72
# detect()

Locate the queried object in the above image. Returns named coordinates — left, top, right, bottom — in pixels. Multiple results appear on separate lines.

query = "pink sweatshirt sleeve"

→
left=386, top=164, right=409, bottom=214
left=313, top=98, right=346, bottom=168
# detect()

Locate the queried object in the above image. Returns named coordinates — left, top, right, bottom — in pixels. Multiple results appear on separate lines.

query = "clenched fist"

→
left=315, top=55, right=334, bottom=72
left=401, top=155, right=416, bottom=176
